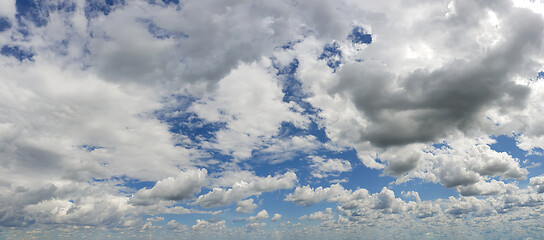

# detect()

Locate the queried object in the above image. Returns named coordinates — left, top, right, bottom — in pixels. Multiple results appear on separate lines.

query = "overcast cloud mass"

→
left=1, top=0, right=544, bottom=239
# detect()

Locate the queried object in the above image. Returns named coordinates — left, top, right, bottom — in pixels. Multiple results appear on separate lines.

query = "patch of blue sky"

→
left=272, top=58, right=321, bottom=118
left=275, top=121, right=329, bottom=143
left=432, top=141, right=451, bottom=150
left=318, top=42, right=342, bottom=71
left=156, top=95, right=227, bottom=145
left=79, top=144, right=104, bottom=152
left=258, top=190, right=339, bottom=219
left=84, top=0, right=125, bottom=19
left=348, top=26, right=372, bottom=44
left=490, top=135, right=526, bottom=161
left=335, top=157, right=396, bottom=194
left=537, top=71, right=544, bottom=79
left=491, top=134, right=544, bottom=180
left=15, top=0, right=76, bottom=27
left=250, top=122, right=332, bottom=179
left=166, top=112, right=226, bottom=143
left=143, top=0, right=180, bottom=6
left=0, top=17, right=11, bottom=32
left=160, top=0, right=180, bottom=5
left=1, top=45, right=34, bottom=61
left=138, top=18, right=188, bottom=39
left=16, top=0, right=49, bottom=27
left=273, top=59, right=306, bottom=103
left=91, top=176, right=156, bottom=195
left=394, top=179, right=459, bottom=201
left=154, top=94, right=234, bottom=176
left=149, top=213, right=199, bottom=227
left=278, top=40, right=302, bottom=50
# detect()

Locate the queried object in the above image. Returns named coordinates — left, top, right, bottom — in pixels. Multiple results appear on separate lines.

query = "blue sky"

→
left=1, top=0, right=544, bottom=239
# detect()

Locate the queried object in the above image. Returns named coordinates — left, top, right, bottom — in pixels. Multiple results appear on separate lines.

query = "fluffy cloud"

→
left=245, top=222, right=266, bottom=232
left=191, top=219, right=226, bottom=232
left=306, top=208, right=334, bottom=221
left=285, top=184, right=350, bottom=206
left=146, top=216, right=164, bottom=222
left=378, top=136, right=528, bottom=193
left=248, top=210, right=269, bottom=222
left=129, top=169, right=208, bottom=206
left=530, top=175, right=544, bottom=193
left=235, top=198, right=258, bottom=214
left=285, top=184, right=415, bottom=214
left=189, top=60, right=309, bottom=160
left=166, top=220, right=188, bottom=233
left=271, top=213, right=282, bottom=221
left=457, top=180, right=515, bottom=196
left=296, top=0, right=544, bottom=176
left=12, top=182, right=137, bottom=228
left=195, top=172, right=297, bottom=208
left=309, top=156, right=352, bottom=178
left=0, top=0, right=15, bottom=18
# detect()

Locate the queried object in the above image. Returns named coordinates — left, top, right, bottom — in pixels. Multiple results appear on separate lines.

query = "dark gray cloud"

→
left=330, top=3, right=543, bottom=148
left=0, top=184, right=56, bottom=227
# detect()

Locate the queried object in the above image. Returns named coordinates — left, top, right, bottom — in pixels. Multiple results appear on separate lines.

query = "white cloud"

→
left=530, top=175, right=544, bottom=193
left=167, top=220, right=188, bottom=233
left=383, top=136, right=528, bottom=193
left=129, top=169, right=208, bottom=206
left=285, top=184, right=351, bottom=206
left=235, top=198, right=258, bottom=214
left=191, top=219, right=226, bottom=232
left=146, top=216, right=164, bottom=222
left=309, top=156, right=352, bottom=178
left=0, top=0, right=15, bottom=18
left=307, top=208, right=333, bottom=221
left=248, top=210, right=269, bottom=222
left=20, top=186, right=137, bottom=228
left=457, top=180, right=515, bottom=196
left=0, top=60, right=197, bottom=183
left=286, top=184, right=418, bottom=215
left=190, top=60, right=308, bottom=159
left=245, top=222, right=266, bottom=231
left=195, top=172, right=297, bottom=208
left=271, top=213, right=282, bottom=221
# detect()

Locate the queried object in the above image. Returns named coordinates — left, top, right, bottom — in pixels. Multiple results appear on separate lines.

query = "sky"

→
left=1, top=0, right=544, bottom=239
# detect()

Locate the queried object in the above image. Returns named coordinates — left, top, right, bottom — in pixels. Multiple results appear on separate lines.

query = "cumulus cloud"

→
left=309, top=156, right=352, bottom=178
left=248, top=210, right=269, bottom=222
left=381, top=136, right=528, bottom=193
left=530, top=175, right=544, bottom=193
left=235, top=198, right=258, bottom=214
left=167, top=220, right=188, bottom=233
left=271, top=213, right=282, bottom=221
left=285, top=184, right=415, bottom=214
left=285, top=184, right=350, bottom=206
left=296, top=0, right=544, bottom=176
left=307, top=208, right=334, bottom=221
left=457, top=180, right=514, bottom=196
left=191, top=219, right=226, bottom=232
left=146, top=216, right=164, bottom=222
left=129, top=169, right=208, bottom=206
left=195, top=172, right=297, bottom=208
left=190, top=60, right=309, bottom=160
left=245, top=222, right=266, bottom=231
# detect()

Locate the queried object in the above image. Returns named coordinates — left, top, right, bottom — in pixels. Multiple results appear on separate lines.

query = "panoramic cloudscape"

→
left=1, top=0, right=544, bottom=239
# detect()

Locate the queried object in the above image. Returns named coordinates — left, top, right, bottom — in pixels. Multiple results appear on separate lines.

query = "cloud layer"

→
left=1, top=0, right=544, bottom=239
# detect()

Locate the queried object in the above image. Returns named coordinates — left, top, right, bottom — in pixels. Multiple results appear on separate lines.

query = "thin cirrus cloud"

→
left=1, top=0, right=544, bottom=239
